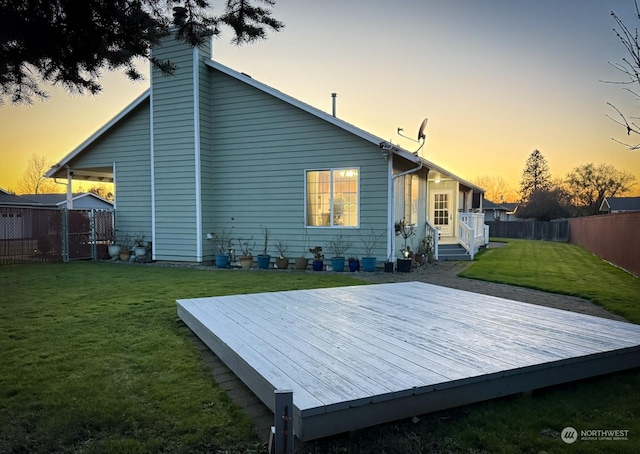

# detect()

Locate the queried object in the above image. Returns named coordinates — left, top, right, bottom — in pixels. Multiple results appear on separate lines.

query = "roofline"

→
left=45, top=89, right=151, bottom=178
left=206, top=59, right=484, bottom=193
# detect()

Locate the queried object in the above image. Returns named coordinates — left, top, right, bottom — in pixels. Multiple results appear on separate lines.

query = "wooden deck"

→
left=177, top=282, right=640, bottom=441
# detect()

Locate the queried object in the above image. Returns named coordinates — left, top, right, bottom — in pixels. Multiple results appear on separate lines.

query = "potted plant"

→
left=359, top=225, right=386, bottom=272
left=107, top=231, right=121, bottom=260
left=416, top=234, right=434, bottom=265
left=295, top=226, right=310, bottom=270
left=328, top=234, right=351, bottom=272
left=274, top=240, right=290, bottom=270
left=237, top=236, right=255, bottom=269
left=257, top=226, right=271, bottom=269
left=118, top=233, right=133, bottom=261
left=396, top=218, right=415, bottom=273
left=310, top=246, right=324, bottom=271
left=348, top=256, right=360, bottom=272
left=208, top=229, right=233, bottom=268
left=133, top=233, right=147, bottom=258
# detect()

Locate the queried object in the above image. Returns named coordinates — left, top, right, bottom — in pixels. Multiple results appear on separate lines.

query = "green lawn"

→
left=0, top=263, right=363, bottom=453
left=460, top=239, right=640, bottom=323
left=2, top=248, right=640, bottom=453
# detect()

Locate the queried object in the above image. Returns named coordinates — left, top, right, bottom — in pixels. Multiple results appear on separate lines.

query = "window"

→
left=404, top=174, right=419, bottom=225
left=306, top=168, right=359, bottom=227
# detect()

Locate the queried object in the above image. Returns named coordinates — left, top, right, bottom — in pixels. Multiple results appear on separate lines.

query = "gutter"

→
left=389, top=160, right=423, bottom=263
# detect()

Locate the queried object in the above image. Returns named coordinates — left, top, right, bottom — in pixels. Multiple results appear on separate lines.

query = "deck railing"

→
left=458, top=212, right=488, bottom=259
left=425, top=220, right=439, bottom=261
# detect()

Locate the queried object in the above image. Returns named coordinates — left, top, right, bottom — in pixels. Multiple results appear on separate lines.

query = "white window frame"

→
left=304, top=167, right=360, bottom=228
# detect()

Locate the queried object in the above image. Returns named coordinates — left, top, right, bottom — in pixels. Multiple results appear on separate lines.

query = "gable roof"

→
left=600, top=196, right=640, bottom=212
left=20, top=193, right=113, bottom=207
left=207, top=60, right=483, bottom=192
left=46, top=56, right=483, bottom=193
left=45, top=90, right=150, bottom=180
left=483, top=200, right=509, bottom=211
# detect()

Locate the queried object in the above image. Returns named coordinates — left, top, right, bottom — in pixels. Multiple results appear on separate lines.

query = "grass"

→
left=0, top=263, right=363, bottom=453
left=460, top=238, right=640, bottom=323
left=2, top=246, right=640, bottom=453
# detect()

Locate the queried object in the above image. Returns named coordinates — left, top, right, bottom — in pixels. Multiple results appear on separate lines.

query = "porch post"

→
left=66, top=166, right=73, bottom=209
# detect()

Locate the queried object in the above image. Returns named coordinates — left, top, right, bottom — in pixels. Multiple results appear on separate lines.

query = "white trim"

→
left=149, top=81, right=156, bottom=261
left=193, top=47, right=203, bottom=262
left=45, top=89, right=150, bottom=179
left=387, top=153, right=394, bottom=262
left=112, top=162, right=117, bottom=210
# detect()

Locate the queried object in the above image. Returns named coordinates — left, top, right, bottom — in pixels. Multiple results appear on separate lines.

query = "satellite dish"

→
left=397, top=117, right=428, bottom=154
left=418, top=118, right=428, bottom=141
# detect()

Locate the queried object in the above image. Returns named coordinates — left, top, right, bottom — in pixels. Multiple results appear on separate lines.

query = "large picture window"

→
left=306, top=168, right=359, bottom=227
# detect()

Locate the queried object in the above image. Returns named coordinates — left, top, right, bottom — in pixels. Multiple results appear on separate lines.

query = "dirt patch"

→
left=356, top=260, right=626, bottom=322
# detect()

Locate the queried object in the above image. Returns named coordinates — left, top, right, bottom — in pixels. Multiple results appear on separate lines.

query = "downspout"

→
left=389, top=160, right=423, bottom=262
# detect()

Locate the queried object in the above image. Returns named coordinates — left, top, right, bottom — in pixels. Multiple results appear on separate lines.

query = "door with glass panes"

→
left=430, top=190, right=453, bottom=237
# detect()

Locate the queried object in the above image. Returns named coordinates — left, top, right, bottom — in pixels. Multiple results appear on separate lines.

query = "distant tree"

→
left=519, top=149, right=552, bottom=202
left=471, top=175, right=518, bottom=203
left=87, top=184, right=114, bottom=202
left=564, top=163, right=636, bottom=215
left=607, top=1, right=640, bottom=149
left=17, top=153, right=60, bottom=194
left=517, top=187, right=572, bottom=221
left=0, top=0, right=283, bottom=106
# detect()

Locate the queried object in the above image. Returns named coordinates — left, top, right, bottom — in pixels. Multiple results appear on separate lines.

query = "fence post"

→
left=61, top=208, right=69, bottom=262
left=270, top=389, right=294, bottom=454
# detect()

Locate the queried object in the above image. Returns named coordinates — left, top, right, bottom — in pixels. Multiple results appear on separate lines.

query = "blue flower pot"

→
left=361, top=257, right=377, bottom=272
left=331, top=257, right=346, bottom=272
left=349, top=260, right=360, bottom=272
left=312, top=260, right=324, bottom=271
left=257, top=254, right=271, bottom=269
left=215, top=254, right=229, bottom=268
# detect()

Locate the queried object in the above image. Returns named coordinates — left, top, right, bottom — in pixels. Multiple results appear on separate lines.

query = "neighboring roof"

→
left=0, top=191, right=37, bottom=206
left=47, top=55, right=483, bottom=193
left=20, top=193, right=113, bottom=207
left=483, top=200, right=509, bottom=211
left=600, top=196, right=640, bottom=212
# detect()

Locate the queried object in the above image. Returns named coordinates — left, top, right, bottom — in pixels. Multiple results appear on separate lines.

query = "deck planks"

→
left=177, top=281, right=640, bottom=440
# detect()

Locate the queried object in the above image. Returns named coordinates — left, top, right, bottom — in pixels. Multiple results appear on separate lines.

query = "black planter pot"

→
left=396, top=258, right=412, bottom=273
left=384, top=261, right=394, bottom=273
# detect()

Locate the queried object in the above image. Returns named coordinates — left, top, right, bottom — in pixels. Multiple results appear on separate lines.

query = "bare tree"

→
left=471, top=175, right=518, bottom=203
left=88, top=184, right=114, bottom=202
left=16, top=153, right=60, bottom=194
left=564, top=163, right=636, bottom=215
left=607, top=1, right=640, bottom=149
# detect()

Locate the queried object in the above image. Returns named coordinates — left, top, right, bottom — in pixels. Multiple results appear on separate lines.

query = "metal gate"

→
left=61, top=208, right=114, bottom=261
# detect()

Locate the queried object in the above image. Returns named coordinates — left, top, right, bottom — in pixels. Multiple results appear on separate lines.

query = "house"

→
left=483, top=200, right=520, bottom=222
left=45, top=35, right=486, bottom=265
left=19, top=193, right=113, bottom=210
left=599, top=197, right=640, bottom=214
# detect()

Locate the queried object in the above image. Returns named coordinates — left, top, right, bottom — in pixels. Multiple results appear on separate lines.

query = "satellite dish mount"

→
left=397, top=118, right=428, bottom=154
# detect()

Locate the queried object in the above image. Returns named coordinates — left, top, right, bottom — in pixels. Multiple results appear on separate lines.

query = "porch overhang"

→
left=46, top=165, right=114, bottom=183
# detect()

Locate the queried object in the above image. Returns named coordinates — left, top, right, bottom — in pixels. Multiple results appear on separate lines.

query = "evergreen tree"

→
left=0, top=0, right=283, bottom=106
left=519, top=149, right=552, bottom=202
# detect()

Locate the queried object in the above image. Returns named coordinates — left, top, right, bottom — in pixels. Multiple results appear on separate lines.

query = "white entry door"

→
left=431, top=190, right=453, bottom=237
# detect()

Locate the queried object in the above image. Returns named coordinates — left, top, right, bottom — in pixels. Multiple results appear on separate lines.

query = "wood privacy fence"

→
left=486, top=220, right=569, bottom=242
left=568, top=212, right=640, bottom=277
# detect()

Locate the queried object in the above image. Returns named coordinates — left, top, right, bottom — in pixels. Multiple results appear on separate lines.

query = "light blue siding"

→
left=65, top=102, right=152, bottom=242
left=202, top=70, right=389, bottom=261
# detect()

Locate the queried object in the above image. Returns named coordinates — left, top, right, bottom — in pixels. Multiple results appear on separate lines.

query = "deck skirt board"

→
left=177, top=281, right=640, bottom=441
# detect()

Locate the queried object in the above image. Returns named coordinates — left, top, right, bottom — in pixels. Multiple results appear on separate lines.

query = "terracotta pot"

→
left=275, top=257, right=289, bottom=269
left=239, top=256, right=253, bottom=269
left=295, top=257, right=309, bottom=270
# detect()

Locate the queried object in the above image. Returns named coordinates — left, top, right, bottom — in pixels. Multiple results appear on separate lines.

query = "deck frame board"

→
left=177, top=281, right=640, bottom=441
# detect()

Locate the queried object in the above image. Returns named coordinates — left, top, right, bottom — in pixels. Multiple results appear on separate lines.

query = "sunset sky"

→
left=2, top=0, right=640, bottom=198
